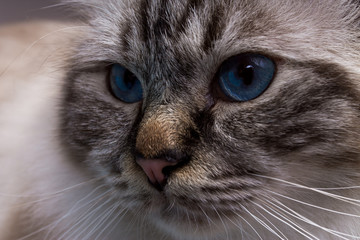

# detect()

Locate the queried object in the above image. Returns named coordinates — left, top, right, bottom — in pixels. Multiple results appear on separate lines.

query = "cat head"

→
left=61, top=0, right=360, bottom=238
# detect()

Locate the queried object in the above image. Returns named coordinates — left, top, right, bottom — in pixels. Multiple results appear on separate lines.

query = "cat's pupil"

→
left=239, top=65, right=254, bottom=86
left=124, top=70, right=137, bottom=89
left=217, top=53, right=274, bottom=102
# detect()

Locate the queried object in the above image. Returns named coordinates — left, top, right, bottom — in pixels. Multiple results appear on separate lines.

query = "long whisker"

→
left=241, top=205, right=286, bottom=239
left=47, top=185, right=113, bottom=240
left=83, top=199, right=121, bottom=240
left=316, top=186, right=360, bottom=191
left=0, top=177, right=104, bottom=199
left=0, top=177, right=106, bottom=216
left=98, top=204, right=130, bottom=240
left=210, top=204, right=230, bottom=240
left=191, top=210, right=200, bottom=236
left=222, top=212, right=245, bottom=239
left=58, top=190, right=113, bottom=239
left=252, top=200, right=318, bottom=240
left=135, top=203, right=154, bottom=240
left=253, top=208, right=289, bottom=240
left=46, top=185, right=112, bottom=240
left=265, top=189, right=360, bottom=218
left=55, top=1, right=111, bottom=13
left=265, top=197, right=360, bottom=239
left=231, top=205, right=264, bottom=240
left=252, top=174, right=360, bottom=206
left=198, top=205, right=215, bottom=227
left=0, top=25, right=88, bottom=80
left=55, top=193, right=111, bottom=239
left=63, top=192, right=116, bottom=240
left=17, top=183, right=108, bottom=240
left=164, top=199, right=176, bottom=213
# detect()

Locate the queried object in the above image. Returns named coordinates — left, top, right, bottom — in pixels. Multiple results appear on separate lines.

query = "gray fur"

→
left=59, top=0, right=360, bottom=239
left=2, top=0, right=360, bottom=239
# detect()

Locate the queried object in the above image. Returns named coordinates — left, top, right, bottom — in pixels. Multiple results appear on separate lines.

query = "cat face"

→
left=61, top=0, right=360, bottom=238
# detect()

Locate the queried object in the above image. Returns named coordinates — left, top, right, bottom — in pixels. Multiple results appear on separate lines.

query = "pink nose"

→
left=136, top=158, right=179, bottom=189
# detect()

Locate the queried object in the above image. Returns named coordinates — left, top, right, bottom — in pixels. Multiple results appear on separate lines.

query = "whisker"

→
left=252, top=200, right=318, bottom=240
left=36, top=3, right=68, bottom=11
left=316, top=186, right=360, bottom=191
left=266, top=189, right=360, bottom=218
left=254, top=208, right=289, bottom=240
left=252, top=174, right=360, bottom=206
left=253, top=173, right=360, bottom=215
left=99, top=205, right=130, bottom=240
left=0, top=25, right=89, bottom=81
left=121, top=203, right=146, bottom=237
left=231, top=205, right=264, bottom=240
left=198, top=205, right=215, bottom=227
left=59, top=190, right=115, bottom=240
left=165, top=199, right=176, bottom=213
left=57, top=1, right=111, bottom=13
left=241, top=205, right=286, bottom=240
left=0, top=177, right=106, bottom=217
left=222, top=214, right=245, bottom=240
left=47, top=186, right=112, bottom=240
left=191, top=210, right=200, bottom=236
left=265, top=197, right=360, bottom=239
left=83, top=199, right=121, bottom=240
left=139, top=208, right=149, bottom=240
left=0, top=177, right=104, bottom=199
left=48, top=186, right=112, bottom=240
left=224, top=206, right=264, bottom=240
left=210, top=204, right=230, bottom=240
left=17, top=183, right=108, bottom=240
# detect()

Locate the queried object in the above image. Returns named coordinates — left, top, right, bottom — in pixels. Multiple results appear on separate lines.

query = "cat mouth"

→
left=146, top=175, right=168, bottom=191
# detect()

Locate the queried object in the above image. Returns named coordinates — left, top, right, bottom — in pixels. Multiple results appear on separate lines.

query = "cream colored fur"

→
left=0, top=22, right=155, bottom=240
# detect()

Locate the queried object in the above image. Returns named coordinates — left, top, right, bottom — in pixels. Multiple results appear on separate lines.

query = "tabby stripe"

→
left=121, top=22, right=131, bottom=54
left=255, top=60, right=359, bottom=153
left=153, top=0, right=172, bottom=38
left=174, top=0, right=205, bottom=38
left=139, top=0, right=150, bottom=43
left=203, top=4, right=226, bottom=52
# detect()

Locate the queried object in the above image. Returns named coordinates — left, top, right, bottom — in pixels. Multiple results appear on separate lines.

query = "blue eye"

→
left=218, top=53, right=275, bottom=101
left=109, top=64, right=143, bottom=103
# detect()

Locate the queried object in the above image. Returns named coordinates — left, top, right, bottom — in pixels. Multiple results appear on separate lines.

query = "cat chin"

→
left=150, top=215, right=226, bottom=240
left=141, top=197, right=238, bottom=240
left=150, top=210, right=261, bottom=240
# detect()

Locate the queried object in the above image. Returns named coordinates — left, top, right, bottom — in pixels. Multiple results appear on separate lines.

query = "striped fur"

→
left=1, top=0, right=360, bottom=239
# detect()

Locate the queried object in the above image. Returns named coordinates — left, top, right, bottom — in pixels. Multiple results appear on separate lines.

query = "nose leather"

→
left=136, top=158, right=178, bottom=188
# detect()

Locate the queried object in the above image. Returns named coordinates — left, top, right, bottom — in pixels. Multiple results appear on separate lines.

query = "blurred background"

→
left=0, top=0, right=72, bottom=24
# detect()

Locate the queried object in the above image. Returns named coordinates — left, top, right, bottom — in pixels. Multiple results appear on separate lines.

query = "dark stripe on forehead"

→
left=203, top=4, right=226, bottom=52
left=174, top=0, right=205, bottom=37
left=153, top=0, right=172, bottom=37
left=121, top=22, right=132, bottom=54
left=139, top=0, right=150, bottom=43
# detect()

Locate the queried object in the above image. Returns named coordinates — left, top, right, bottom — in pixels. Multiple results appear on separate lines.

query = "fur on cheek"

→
left=0, top=0, right=359, bottom=240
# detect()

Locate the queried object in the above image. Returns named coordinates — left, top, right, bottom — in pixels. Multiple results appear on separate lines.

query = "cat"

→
left=0, top=0, right=360, bottom=239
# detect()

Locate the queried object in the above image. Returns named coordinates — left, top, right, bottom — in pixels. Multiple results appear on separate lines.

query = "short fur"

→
left=0, top=0, right=360, bottom=239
